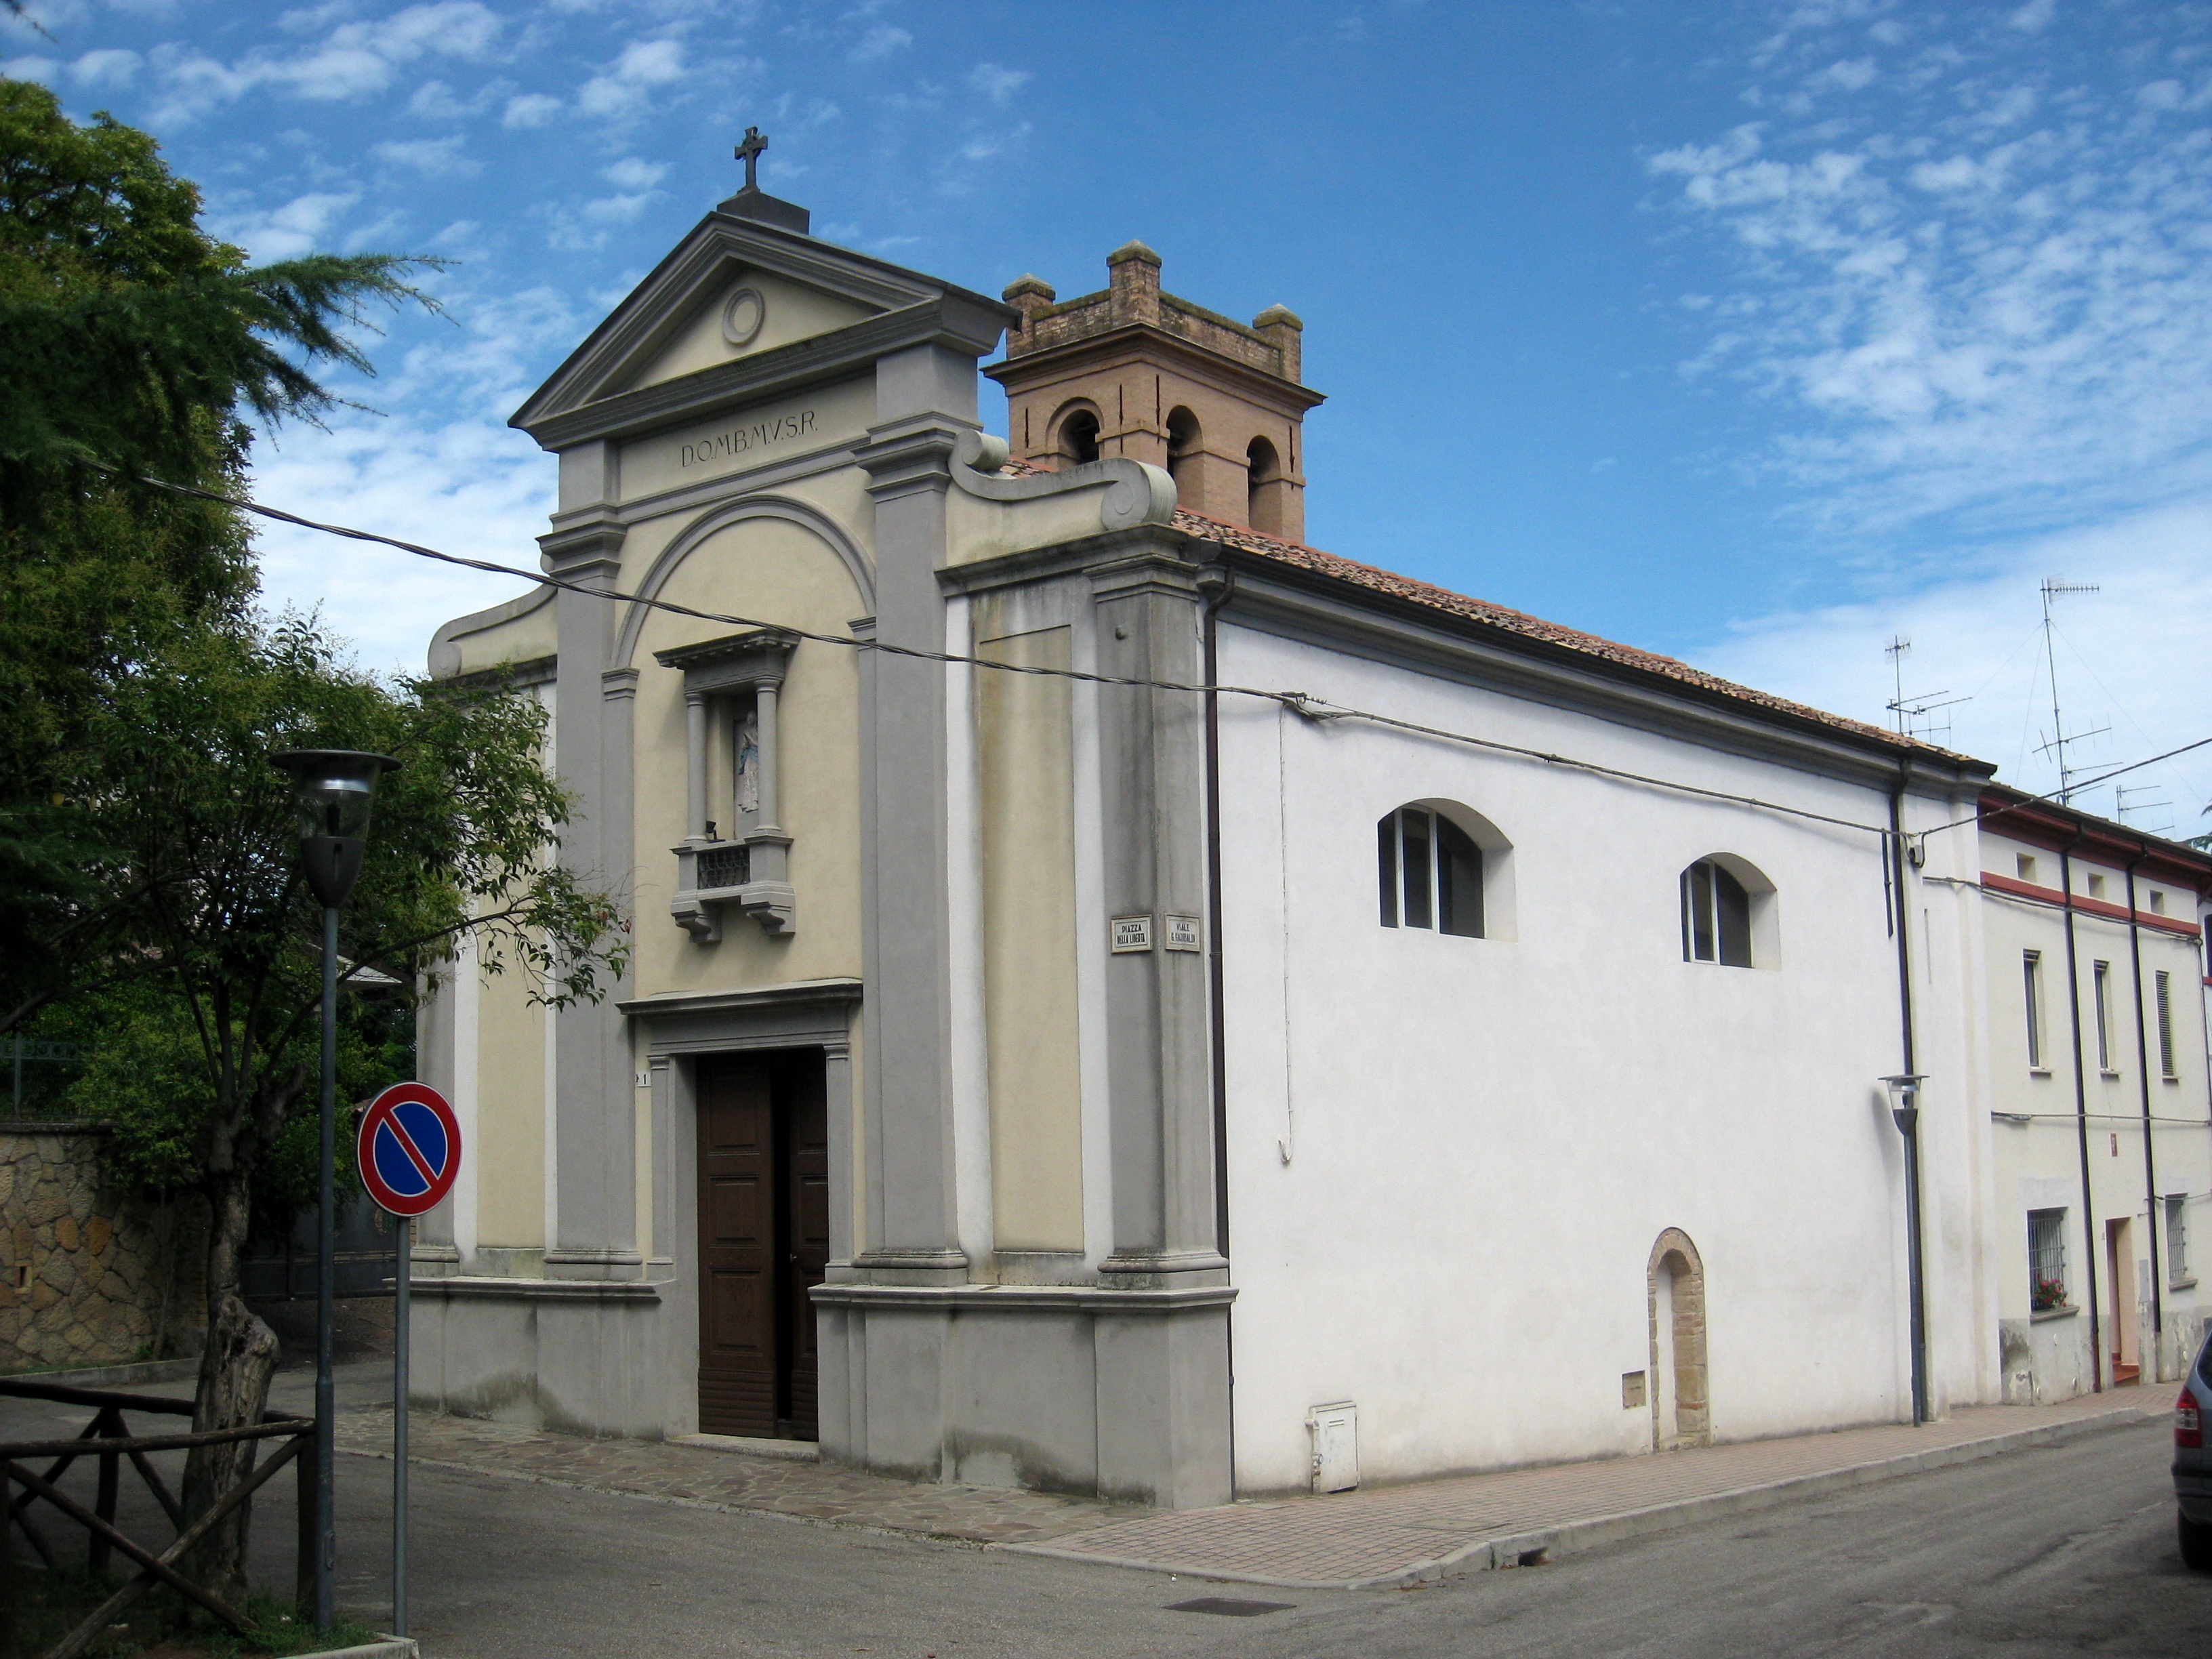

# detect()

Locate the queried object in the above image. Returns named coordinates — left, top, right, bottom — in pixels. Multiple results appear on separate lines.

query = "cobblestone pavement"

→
left=332, top=1407, right=1143, bottom=1544
left=1011, top=1390, right=2157, bottom=1589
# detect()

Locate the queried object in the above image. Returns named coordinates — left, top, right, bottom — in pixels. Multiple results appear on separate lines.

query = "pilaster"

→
left=1088, top=552, right=1226, bottom=1289
left=540, top=510, right=642, bottom=1281
left=850, top=405, right=974, bottom=1285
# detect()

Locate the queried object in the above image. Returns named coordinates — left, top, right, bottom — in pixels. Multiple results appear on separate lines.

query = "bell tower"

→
left=985, top=242, right=1324, bottom=543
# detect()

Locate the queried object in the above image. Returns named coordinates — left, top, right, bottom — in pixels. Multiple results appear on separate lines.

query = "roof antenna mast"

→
left=2036, top=579, right=2104, bottom=804
left=1883, top=634, right=1969, bottom=745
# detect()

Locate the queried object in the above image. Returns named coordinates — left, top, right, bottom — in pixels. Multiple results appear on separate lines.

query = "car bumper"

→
left=2177, top=1467, right=2212, bottom=1524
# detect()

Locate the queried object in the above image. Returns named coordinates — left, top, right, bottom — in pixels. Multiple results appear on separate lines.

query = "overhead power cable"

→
left=116, top=468, right=2207, bottom=851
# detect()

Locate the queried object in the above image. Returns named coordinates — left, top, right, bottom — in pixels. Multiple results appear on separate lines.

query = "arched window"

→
left=1165, top=406, right=1202, bottom=500
left=1681, top=857, right=1760, bottom=966
left=1246, top=436, right=1282, bottom=535
left=1056, top=405, right=1101, bottom=466
left=1378, top=806, right=1484, bottom=937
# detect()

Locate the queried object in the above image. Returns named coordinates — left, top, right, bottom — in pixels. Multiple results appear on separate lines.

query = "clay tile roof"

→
left=995, top=458, right=1963, bottom=760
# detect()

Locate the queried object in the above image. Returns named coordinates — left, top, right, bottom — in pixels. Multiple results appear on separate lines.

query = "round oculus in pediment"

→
left=721, top=287, right=766, bottom=348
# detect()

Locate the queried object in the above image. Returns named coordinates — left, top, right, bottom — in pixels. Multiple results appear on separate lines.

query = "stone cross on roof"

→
left=734, top=127, right=768, bottom=192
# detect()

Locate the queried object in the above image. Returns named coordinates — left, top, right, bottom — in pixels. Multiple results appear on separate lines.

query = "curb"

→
left=1000, top=1406, right=2154, bottom=1591
left=297, top=1640, right=417, bottom=1658
left=0, top=1357, right=201, bottom=1389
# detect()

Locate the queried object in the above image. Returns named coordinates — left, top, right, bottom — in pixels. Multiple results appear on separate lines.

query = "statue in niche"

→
left=735, top=705, right=761, bottom=819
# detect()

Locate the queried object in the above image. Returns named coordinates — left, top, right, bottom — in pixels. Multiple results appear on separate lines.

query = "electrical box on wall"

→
left=1308, top=1401, right=1359, bottom=1493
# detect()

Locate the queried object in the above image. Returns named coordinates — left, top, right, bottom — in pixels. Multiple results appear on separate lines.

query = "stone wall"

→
left=1, top=1124, right=203, bottom=1372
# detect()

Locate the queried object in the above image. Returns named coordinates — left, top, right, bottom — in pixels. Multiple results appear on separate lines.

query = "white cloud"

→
left=577, top=37, right=684, bottom=119
left=207, top=190, right=360, bottom=262
left=2007, top=0, right=2056, bottom=32
left=371, top=134, right=480, bottom=176
left=1697, top=499, right=2212, bottom=814
left=246, top=284, right=582, bottom=676
left=849, top=24, right=910, bottom=62
left=501, top=91, right=562, bottom=128
left=0, top=56, right=59, bottom=84
left=407, top=77, right=505, bottom=119
left=581, top=191, right=655, bottom=223
left=73, top=47, right=142, bottom=87
left=600, top=155, right=667, bottom=190
left=966, top=62, right=1029, bottom=104
left=144, top=2, right=503, bottom=123
left=279, top=1, right=357, bottom=34
left=1647, top=18, right=2212, bottom=541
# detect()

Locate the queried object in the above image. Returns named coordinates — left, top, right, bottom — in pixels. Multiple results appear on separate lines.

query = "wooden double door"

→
left=695, top=1051, right=829, bottom=1440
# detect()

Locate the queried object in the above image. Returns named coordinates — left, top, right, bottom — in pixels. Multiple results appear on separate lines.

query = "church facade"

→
left=411, top=167, right=2212, bottom=1505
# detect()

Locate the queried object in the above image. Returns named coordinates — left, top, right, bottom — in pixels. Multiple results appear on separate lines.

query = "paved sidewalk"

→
left=1008, top=1391, right=2158, bottom=1590
left=332, top=1407, right=1141, bottom=1544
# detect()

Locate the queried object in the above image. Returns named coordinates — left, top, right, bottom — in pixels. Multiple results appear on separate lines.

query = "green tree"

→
left=0, top=75, right=435, bottom=1034
left=58, top=614, right=624, bottom=1606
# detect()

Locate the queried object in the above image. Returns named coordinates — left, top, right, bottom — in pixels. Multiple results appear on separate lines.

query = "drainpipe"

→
left=2060, top=828, right=2103, bottom=1391
left=2125, top=848, right=2164, bottom=1377
left=1889, top=771, right=1929, bottom=1425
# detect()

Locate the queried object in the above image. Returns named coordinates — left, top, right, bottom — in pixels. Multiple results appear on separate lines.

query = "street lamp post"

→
left=1883, top=1073, right=1930, bottom=1427
left=271, top=750, right=400, bottom=1635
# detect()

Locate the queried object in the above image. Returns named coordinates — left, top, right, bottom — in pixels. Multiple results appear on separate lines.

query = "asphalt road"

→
left=373, top=1412, right=2208, bottom=1658
left=6, top=1371, right=2207, bottom=1657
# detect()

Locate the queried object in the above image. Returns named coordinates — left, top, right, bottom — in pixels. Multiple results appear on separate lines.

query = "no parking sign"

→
left=356, top=1082, right=462, bottom=1217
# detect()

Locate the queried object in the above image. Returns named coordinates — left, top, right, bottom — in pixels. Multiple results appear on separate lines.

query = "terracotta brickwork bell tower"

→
left=985, top=242, right=1324, bottom=543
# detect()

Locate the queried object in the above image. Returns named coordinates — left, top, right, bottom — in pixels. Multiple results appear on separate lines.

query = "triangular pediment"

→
left=512, top=211, right=1011, bottom=447
left=621, top=269, right=874, bottom=392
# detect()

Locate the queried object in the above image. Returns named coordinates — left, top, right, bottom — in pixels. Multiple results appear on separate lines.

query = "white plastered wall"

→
left=1214, top=621, right=1950, bottom=1492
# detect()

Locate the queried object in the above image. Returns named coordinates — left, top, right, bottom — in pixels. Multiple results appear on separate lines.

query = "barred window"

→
left=2028, top=1208, right=2068, bottom=1311
left=2168, top=1195, right=2190, bottom=1286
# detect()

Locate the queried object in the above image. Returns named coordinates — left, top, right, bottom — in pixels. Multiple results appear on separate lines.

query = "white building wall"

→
left=1974, top=832, right=2212, bottom=1395
left=1214, top=621, right=1950, bottom=1493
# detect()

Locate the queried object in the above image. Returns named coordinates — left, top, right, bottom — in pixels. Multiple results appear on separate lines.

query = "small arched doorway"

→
left=1647, top=1229, right=1710, bottom=1448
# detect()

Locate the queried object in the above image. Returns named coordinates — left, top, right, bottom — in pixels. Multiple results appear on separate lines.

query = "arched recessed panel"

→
left=614, top=496, right=874, bottom=671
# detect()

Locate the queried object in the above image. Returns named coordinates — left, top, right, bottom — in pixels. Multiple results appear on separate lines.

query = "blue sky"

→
left=7, top=0, right=2209, bottom=826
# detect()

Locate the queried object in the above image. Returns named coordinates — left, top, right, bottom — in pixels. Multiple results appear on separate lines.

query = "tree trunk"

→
left=180, top=1172, right=278, bottom=1614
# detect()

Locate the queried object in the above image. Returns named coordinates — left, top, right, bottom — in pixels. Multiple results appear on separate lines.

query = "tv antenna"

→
left=1883, top=635, right=1970, bottom=745
left=2035, top=579, right=2105, bottom=803
left=2114, top=783, right=2173, bottom=838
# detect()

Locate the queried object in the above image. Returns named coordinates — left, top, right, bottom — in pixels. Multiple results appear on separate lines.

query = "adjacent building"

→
left=411, top=167, right=2212, bottom=1506
left=1968, top=789, right=2212, bottom=1401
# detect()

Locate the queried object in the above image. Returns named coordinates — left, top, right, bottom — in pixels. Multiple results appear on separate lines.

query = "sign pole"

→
left=392, top=1217, right=409, bottom=1639
left=355, top=1080, right=459, bottom=1650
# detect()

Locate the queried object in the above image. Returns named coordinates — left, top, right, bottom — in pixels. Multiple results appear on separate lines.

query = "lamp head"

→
left=1881, top=1073, right=1927, bottom=1137
left=271, top=749, right=401, bottom=907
